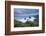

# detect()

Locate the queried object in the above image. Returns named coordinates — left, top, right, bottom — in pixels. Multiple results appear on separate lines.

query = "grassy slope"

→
left=14, top=20, right=38, bottom=27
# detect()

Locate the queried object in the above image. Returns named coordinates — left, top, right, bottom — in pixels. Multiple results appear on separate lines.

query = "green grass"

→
left=14, top=20, right=39, bottom=27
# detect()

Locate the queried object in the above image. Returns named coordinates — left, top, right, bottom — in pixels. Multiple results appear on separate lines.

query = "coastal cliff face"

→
left=15, top=16, right=36, bottom=23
